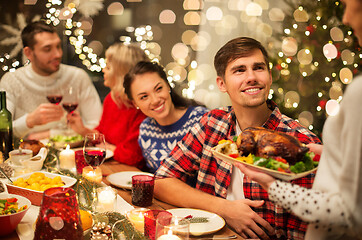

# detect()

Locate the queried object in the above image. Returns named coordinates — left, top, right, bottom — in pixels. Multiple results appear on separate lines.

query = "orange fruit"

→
left=79, top=209, right=93, bottom=230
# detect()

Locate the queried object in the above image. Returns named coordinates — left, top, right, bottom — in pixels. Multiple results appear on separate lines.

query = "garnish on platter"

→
left=49, top=134, right=83, bottom=148
left=212, top=127, right=320, bottom=181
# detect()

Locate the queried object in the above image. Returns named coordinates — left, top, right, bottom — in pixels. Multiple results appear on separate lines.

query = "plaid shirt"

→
left=156, top=101, right=321, bottom=239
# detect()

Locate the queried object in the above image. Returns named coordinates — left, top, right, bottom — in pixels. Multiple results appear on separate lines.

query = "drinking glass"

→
left=131, top=175, right=154, bottom=207
left=34, top=187, right=83, bottom=240
left=62, top=86, right=78, bottom=134
left=155, top=214, right=190, bottom=240
left=83, top=132, right=106, bottom=211
left=46, top=80, right=63, bottom=105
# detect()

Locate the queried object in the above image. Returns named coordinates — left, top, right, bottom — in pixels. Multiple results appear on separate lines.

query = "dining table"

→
left=4, top=159, right=244, bottom=240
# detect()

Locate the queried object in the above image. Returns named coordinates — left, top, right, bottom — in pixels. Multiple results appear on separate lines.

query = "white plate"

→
left=211, top=147, right=317, bottom=181
left=167, top=208, right=225, bottom=236
left=72, top=148, right=114, bottom=160
left=106, top=171, right=153, bottom=189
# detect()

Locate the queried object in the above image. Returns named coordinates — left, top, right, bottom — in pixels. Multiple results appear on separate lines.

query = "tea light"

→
left=127, top=208, right=149, bottom=233
left=157, top=234, right=182, bottom=240
left=82, top=166, right=102, bottom=183
left=96, top=186, right=116, bottom=212
left=59, top=145, right=76, bottom=171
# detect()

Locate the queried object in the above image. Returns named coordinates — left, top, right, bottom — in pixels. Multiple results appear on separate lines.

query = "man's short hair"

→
left=214, top=37, right=270, bottom=78
left=21, top=21, right=57, bottom=49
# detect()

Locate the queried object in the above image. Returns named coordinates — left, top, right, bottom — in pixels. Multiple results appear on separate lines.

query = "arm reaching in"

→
left=26, top=103, right=64, bottom=128
left=154, top=177, right=275, bottom=239
left=234, top=162, right=276, bottom=191
left=67, top=111, right=94, bottom=136
left=307, top=143, right=323, bottom=156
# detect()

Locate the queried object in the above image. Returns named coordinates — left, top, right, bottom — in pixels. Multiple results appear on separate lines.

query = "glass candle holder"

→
left=96, top=186, right=117, bottom=213
left=75, top=149, right=87, bottom=174
left=82, top=166, right=102, bottom=183
left=131, top=175, right=154, bottom=207
left=155, top=215, right=190, bottom=240
left=126, top=208, right=149, bottom=233
left=34, top=187, right=83, bottom=240
left=144, top=210, right=173, bottom=240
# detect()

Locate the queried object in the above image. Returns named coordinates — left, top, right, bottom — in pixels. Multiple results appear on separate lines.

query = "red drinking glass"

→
left=34, top=187, right=83, bottom=240
left=75, top=149, right=87, bottom=174
left=144, top=210, right=172, bottom=240
left=131, top=175, right=154, bottom=207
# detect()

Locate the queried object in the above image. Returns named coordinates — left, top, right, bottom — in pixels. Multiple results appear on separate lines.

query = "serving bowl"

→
left=5, top=171, right=77, bottom=206
left=0, top=193, right=31, bottom=236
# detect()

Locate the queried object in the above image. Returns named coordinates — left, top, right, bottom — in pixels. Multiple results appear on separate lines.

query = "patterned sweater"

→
left=138, top=106, right=208, bottom=173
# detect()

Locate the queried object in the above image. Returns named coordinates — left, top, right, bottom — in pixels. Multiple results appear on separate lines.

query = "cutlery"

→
left=0, top=167, right=13, bottom=183
left=196, top=235, right=237, bottom=239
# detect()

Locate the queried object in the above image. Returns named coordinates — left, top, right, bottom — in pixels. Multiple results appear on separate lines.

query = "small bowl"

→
left=20, top=147, right=48, bottom=171
left=0, top=193, right=31, bottom=236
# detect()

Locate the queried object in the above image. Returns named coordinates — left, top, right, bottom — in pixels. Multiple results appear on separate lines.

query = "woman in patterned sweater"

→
left=124, top=61, right=208, bottom=173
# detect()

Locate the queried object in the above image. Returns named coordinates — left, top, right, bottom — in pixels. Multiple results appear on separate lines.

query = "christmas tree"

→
left=270, top=0, right=362, bottom=137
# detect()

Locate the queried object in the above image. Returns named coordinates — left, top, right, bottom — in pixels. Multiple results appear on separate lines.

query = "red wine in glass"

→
left=84, top=149, right=106, bottom=167
left=62, top=102, right=78, bottom=113
left=47, top=95, right=63, bottom=104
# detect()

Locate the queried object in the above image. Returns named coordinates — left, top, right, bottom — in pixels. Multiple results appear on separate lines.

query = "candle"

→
left=59, top=145, right=75, bottom=171
left=127, top=208, right=149, bottom=233
left=96, top=186, right=116, bottom=212
left=157, top=234, right=182, bottom=240
left=82, top=166, right=102, bottom=183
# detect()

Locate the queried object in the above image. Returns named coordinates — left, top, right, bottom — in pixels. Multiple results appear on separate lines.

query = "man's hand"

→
left=219, top=199, right=275, bottom=239
left=66, top=111, right=89, bottom=136
left=26, top=103, right=64, bottom=128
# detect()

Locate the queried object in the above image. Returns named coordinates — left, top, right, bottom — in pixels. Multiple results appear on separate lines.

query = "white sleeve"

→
left=76, top=70, right=102, bottom=129
left=268, top=180, right=352, bottom=234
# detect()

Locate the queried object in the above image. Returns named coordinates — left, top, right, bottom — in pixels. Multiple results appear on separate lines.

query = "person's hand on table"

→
left=26, top=103, right=64, bottom=128
left=219, top=198, right=275, bottom=239
left=234, top=162, right=276, bottom=191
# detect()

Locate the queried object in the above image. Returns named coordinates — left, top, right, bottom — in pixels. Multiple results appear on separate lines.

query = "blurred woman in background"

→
left=68, top=43, right=148, bottom=169
left=124, top=61, right=208, bottom=173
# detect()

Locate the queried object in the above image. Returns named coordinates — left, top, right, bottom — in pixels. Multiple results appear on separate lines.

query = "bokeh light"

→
left=298, top=111, right=314, bottom=127
left=107, top=2, right=124, bottom=15
left=297, top=49, right=313, bottom=65
left=171, top=43, right=189, bottom=60
left=183, top=0, right=203, bottom=10
left=293, top=8, right=309, bottom=22
left=326, top=99, right=340, bottom=116
left=323, top=43, right=338, bottom=59
left=206, top=6, right=223, bottom=21
left=341, top=49, right=355, bottom=65
left=184, top=11, right=201, bottom=25
left=159, top=9, right=176, bottom=24
left=269, top=8, right=285, bottom=21
left=330, top=27, right=344, bottom=41
left=284, top=91, right=300, bottom=108
left=339, top=67, right=353, bottom=84
left=182, top=30, right=197, bottom=45
left=245, top=2, right=262, bottom=16
left=282, top=37, right=298, bottom=56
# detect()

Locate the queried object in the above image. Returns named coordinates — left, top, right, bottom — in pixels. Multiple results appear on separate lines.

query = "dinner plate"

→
left=72, top=148, right=114, bottom=160
left=106, top=171, right=153, bottom=189
left=167, top=208, right=225, bottom=236
left=211, top=147, right=318, bottom=181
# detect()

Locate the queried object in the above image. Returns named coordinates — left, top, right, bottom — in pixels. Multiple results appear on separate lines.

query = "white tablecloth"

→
left=16, top=195, right=134, bottom=240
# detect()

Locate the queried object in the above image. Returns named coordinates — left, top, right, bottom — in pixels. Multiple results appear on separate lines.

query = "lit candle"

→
left=127, top=208, right=149, bottom=233
left=96, top=186, right=116, bottom=212
left=59, top=145, right=75, bottom=171
left=82, top=166, right=102, bottom=183
left=157, top=234, right=182, bottom=240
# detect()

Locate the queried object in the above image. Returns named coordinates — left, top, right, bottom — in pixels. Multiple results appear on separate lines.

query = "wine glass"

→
left=83, top=132, right=106, bottom=211
left=62, top=86, right=78, bottom=134
left=45, top=80, right=63, bottom=105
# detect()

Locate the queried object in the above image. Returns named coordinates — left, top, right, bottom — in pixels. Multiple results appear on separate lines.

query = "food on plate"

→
left=215, top=127, right=320, bottom=174
left=79, top=209, right=93, bottom=230
left=19, top=139, right=45, bottom=156
left=12, top=172, right=65, bottom=191
left=50, top=134, right=83, bottom=144
left=0, top=197, right=28, bottom=215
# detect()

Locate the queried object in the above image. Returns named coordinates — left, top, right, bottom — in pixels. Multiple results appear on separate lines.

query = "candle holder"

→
left=96, top=186, right=117, bottom=213
left=82, top=166, right=102, bottom=183
left=126, top=207, right=149, bottom=233
left=59, top=144, right=76, bottom=173
left=34, top=187, right=83, bottom=239
left=155, top=215, right=190, bottom=240
left=144, top=210, right=172, bottom=240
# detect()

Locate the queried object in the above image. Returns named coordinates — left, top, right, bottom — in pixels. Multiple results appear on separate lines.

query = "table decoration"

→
left=144, top=210, right=172, bottom=240
left=96, top=186, right=117, bottom=213
left=33, top=187, right=83, bottom=240
left=155, top=215, right=190, bottom=240
left=82, top=166, right=103, bottom=183
left=127, top=208, right=149, bottom=233
left=59, top=144, right=76, bottom=173
left=131, top=175, right=154, bottom=207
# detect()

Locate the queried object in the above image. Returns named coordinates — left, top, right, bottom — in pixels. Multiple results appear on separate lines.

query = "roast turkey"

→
left=236, top=127, right=309, bottom=165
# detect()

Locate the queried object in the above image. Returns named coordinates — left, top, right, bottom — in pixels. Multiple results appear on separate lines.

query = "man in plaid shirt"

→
left=154, top=37, right=321, bottom=240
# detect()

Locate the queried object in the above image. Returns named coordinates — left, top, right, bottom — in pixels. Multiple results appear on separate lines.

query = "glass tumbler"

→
left=131, top=175, right=154, bottom=207
left=34, top=187, right=83, bottom=240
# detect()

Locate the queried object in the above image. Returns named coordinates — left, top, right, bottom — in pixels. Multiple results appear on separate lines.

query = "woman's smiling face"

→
left=130, top=72, right=173, bottom=123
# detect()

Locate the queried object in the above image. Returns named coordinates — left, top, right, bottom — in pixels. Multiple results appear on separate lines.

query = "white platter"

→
left=167, top=208, right=225, bottom=236
left=211, top=147, right=317, bottom=181
left=106, top=171, right=153, bottom=189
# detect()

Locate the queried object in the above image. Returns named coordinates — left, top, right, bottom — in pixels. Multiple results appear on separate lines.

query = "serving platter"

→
left=211, top=147, right=318, bottom=181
